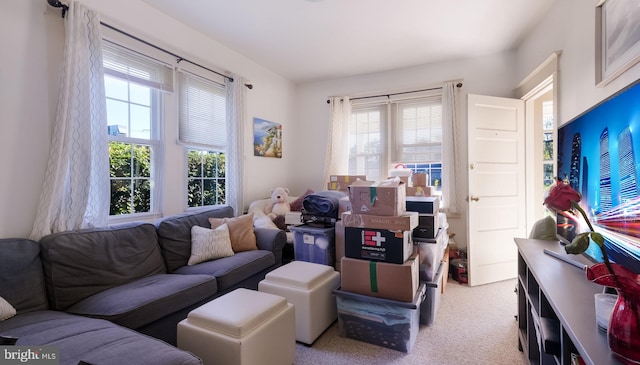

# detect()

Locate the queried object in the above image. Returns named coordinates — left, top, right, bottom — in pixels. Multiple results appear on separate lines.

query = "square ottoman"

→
left=258, top=261, right=341, bottom=345
left=177, top=288, right=295, bottom=365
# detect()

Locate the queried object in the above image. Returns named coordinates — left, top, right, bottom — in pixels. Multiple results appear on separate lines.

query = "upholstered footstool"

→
left=258, top=260, right=341, bottom=345
left=177, top=288, right=295, bottom=365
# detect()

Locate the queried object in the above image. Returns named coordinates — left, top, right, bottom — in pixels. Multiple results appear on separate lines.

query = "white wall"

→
left=516, top=0, right=640, bottom=126
left=0, top=0, right=296, bottom=238
left=293, top=52, right=520, bottom=249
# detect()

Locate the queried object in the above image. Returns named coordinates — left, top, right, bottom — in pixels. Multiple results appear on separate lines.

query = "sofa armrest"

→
left=254, top=228, right=287, bottom=266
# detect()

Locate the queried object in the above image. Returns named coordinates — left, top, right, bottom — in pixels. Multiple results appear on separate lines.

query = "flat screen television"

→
left=556, top=78, right=640, bottom=274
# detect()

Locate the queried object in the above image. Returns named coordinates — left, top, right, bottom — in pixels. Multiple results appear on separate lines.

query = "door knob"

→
left=470, top=196, right=480, bottom=202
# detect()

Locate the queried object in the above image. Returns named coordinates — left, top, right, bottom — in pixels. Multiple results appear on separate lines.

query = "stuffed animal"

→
left=268, top=187, right=291, bottom=219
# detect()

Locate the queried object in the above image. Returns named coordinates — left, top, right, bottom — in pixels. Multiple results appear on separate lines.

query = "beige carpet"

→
left=294, top=278, right=528, bottom=365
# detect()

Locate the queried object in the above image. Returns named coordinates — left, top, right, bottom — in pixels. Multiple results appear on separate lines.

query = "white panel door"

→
left=467, top=94, right=525, bottom=286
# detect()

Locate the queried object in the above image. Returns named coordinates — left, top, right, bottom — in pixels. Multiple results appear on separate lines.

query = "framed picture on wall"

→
left=253, top=118, right=282, bottom=158
left=595, top=0, right=640, bottom=86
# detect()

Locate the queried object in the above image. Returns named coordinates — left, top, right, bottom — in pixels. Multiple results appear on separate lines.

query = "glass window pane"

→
left=188, top=179, right=202, bottom=207
left=188, top=151, right=202, bottom=177
left=203, top=179, right=216, bottom=206
left=105, top=75, right=128, bottom=100
left=109, top=142, right=131, bottom=177
left=130, top=83, right=151, bottom=106
left=130, top=104, right=151, bottom=139
left=106, top=99, right=129, bottom=137
left=110, top=179, right=131, bottom=215
left=132, top=145, right=150, bottom=178
left=133, top=179, right=151, bottom=213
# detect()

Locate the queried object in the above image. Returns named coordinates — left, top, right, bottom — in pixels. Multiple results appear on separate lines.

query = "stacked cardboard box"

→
left=335, top=178, right=425, bottom=353
left=406, top=172, right=432, bottom=197
left=326, top=174, right=366, bottom=193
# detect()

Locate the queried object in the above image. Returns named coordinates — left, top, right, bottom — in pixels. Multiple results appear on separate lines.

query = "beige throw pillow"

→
left=188, top=224, right=235, bottom=265
left=209, top=213, right=258, bottom=252
left=0, top=296, right=17, bottom=321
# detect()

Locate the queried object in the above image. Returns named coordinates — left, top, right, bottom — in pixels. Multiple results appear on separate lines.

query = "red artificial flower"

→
left=544, top=180, right=581, bottom=211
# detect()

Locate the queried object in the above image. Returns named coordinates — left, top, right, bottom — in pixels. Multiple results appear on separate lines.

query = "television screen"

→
left=556, top=79, right=640, bottom=274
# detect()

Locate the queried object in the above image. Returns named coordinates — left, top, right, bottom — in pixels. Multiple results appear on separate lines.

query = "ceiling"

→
left=141, top=0, right=557, bottom=84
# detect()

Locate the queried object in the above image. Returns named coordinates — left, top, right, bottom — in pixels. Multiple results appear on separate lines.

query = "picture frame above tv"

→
left=556, top=78, right=640, bottom=274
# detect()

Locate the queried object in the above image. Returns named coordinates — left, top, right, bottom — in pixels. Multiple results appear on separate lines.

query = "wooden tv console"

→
left=514, top=238, right=623, bottom=365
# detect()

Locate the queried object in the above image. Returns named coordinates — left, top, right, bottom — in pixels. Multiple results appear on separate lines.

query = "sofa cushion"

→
left=156, top=206, right=235, bottom=272
left=174, top=250, right=275, bottom=290
left=208, top=213, right=257, bottom=252
left=0, top=239, right=49, bottom=313
left=65, top=274, right=217, bottom=330
left=0, top=310, right=202, bottom=365
left=40, top=222, right=167, bottom=311
left=189, top=224, right=235, bottom=265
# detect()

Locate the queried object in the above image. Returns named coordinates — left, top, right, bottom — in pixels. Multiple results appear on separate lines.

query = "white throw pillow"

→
left=0, top=296, right=17, bottom=321
left=188, top=224, right=235, bottom=265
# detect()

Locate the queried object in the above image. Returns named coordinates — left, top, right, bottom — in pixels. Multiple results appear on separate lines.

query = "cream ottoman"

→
left=259, top=261, right=341, bottom=345
left=177, top=288, right=295, bottom=365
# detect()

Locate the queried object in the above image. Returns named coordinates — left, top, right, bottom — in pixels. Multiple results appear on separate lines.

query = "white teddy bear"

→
left=268, top=187, right=291, bottom=219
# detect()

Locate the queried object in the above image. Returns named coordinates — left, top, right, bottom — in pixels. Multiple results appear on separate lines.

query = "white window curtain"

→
left=225, top=75, right=246, bottom=216
left=31, top=1, right=109, bottom=240
left=322, top=96, right=351, bottom=186
left=441, top=81, right=461, bottom=213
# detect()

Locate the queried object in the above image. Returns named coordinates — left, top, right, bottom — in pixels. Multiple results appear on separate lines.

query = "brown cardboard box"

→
left=341, top=211, right=419, bottom=231
left=329, top=175, right=366, bottom=183
left=334, top=220, right=345, bottom=272
left=327, top=181, right=350, bottom=192
left=412, top=173, right=428, bottom=187
left=348, top=179, right=406, bottom=216
left=340, top=254, right=419, bottom=302
left=344, top=227, right=413, bottom=264
left=406, top=186, right=432, bottom=197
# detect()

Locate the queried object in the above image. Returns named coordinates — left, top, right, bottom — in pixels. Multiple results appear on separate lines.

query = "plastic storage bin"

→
left=413, top=229, right=448, bottom=282
left=421, top=261, right=445, bottom=326
left=290, top=225, right=335, bottom=266
left=334, top=283, right=426, bottom=353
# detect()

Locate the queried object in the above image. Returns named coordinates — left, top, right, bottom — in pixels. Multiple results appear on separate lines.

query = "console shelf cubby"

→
left=514, top=238, right=623, bottom=365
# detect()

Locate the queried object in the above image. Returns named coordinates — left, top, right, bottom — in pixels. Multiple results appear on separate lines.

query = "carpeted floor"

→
left=294, top=278, right=528, bottom=365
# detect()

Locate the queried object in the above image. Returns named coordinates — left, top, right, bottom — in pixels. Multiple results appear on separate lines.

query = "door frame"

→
left=517, top=52, right=560, bottom=233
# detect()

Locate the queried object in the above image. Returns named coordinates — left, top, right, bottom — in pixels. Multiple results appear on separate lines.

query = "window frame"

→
left=349, top=92, right=444, bottom=185
left=177, top=67, right=228, bottom=210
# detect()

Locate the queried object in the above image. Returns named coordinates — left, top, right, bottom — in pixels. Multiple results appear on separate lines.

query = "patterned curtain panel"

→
left=225, top=75, right=245, bottom=216
left=441, top=81, right=461, bottom=214
left=31, top=1, right=109, bottom=240
left=322, top=96, right=351, bottom=187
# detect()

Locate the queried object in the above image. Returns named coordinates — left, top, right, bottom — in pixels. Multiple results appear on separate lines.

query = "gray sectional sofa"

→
left=0, top=205, right=287, bottom=365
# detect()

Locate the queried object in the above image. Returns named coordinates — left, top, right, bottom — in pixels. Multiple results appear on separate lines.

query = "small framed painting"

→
left=595, top=0, right=640, bottom=86
left=253, top=118, right=282, bottom=158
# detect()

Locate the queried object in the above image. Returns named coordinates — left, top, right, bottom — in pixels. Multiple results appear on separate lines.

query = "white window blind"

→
left=177, top=70, right=226, bottom=150
left=396, top=98, right=442, bottom=163
left=102, top=40, right=174, bottom=93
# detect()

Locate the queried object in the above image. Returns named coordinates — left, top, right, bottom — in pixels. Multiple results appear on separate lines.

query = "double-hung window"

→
left=349, top=92, right=443, bottom=190
left=103, top=40, right=173, bottom=217
left=178, top=70, right=227, bottom=208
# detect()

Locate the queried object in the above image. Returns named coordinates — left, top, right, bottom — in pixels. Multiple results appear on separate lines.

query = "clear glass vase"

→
left=587, top=263, right=640, bottom=365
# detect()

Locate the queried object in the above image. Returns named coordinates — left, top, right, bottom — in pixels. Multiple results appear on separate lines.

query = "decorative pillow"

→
left=290, top=188, right=315, bottom=211
left=0, top=296, right=17, bottom=321
left=209, top=213, right=258, bottom=252
left=188, top=224, right=234, bottom=265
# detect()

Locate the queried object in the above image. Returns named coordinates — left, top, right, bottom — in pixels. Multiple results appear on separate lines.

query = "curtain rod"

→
left=326, top=82, right=462, bottom=104
left=47, top=0, right=253, bottom=90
